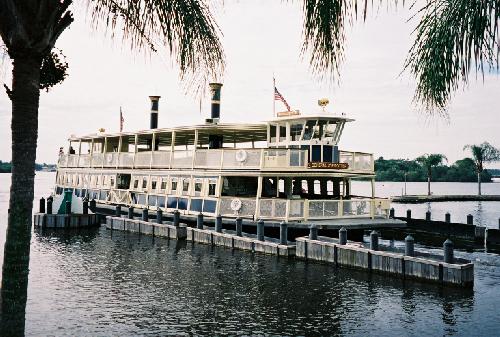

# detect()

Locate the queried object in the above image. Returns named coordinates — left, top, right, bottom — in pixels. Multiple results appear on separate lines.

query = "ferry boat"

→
left=54, top=83, right=391, bottom=225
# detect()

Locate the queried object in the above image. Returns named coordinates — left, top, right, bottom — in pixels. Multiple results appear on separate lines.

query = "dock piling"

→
left=115, top=205, right=121, bottom=218
left=406, top=209, right=411, bottom=220
left=142, top=208, right=148, bottom=222
left=83, top=199, right=88, bottom=215
left=445, top=212, right=451, bottom=223
left=280, top=222, right=288, bottom=245
left=197, top=213, right=204, bottom=229
left=173, top=210, right=180, bottom=227
left=405, top=235, right=415, bottom=256
left=215, top=215, right=222, bottom=233
left=257, top=219, right=265, bottom=241
left=309, top=225, right=318, bottom=240
left=65, top=201, right=71, bottom=214
left=156, top=209, right=163, bottom=224
left=339, top=227, right=347, bottom=245
left=370, top=231, right=379, bottom=251
left=39, top=197, right=45, bottom=214
left=47, top=196, right=53, bottom=214
left=128, top=206, right=134, bottom=219
left=389, top=208, right=395, bottom=218
left=90, top=199, right=96, bottom=212
left=443, top=239, right=454, bottom=263
left=467, top=214, right=473, bottom=225
left=425, top=211, right=431, bottom=221
left=235, top=217, right=243, bottom=237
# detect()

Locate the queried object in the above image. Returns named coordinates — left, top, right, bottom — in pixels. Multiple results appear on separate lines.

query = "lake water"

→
left=1, top=172, right=500, bottom=336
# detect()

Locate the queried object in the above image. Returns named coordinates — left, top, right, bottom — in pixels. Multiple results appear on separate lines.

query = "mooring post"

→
left=83, top=199, right=88, bottom=215
left=115, top=205, right=121, bottom=218
left=197, top=213, right=204, bottom=229
left=39, top=197, right=45, bottom=214
left=370, top=231, right=379, bottom=251
left=65, top=200, right=71, bottom=214
left=156, top=208, right=163, bottom=224
left=90, top=199, right=96, bottom=212
left=467, top=214, right=473, bottom=225
left=215, top=215, right=222, bottom=233
left=389, top=208, right=395, bottom=218
left=309, top=224, right=318, bottom=240
left=128, top=206, right=134, bottom=219
left=445, top=212, right=451, bottom=223
left=142, top=208, right=148, bottom=222
left=236, top=217, right=243, bottom=237
left=280, top=222, right=288, bottom=245
left=425, top=211, right=431, bottom=221
left=498, top=218, right=500, bottom=230
left=173, top=210, right=180, bottom=227
left=47, top=196, right=53, bottom=215
left=443, top=239, right=454, bottom=263
left=257, top=219, right=265, bottom=241
left=406, top=209, right=411, bottom=220
left=339, top=227, right=347, bottom=245
left=405, top=235, right=415, bottom=256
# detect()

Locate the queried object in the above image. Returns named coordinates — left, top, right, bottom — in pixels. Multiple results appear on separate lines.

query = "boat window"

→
left=303, top=120, right=317, bottom=140
left=142, top=176, right=148, bottom=189
left=323, top=122, right=336, bottom=139
left=208, top=180, right=217, bottom=197
left=290, top=124, right=303, bottom=141
left=221, top=176, right=258, bottom=197
left=279, top=125, right=287, bottom=142
left=133, top=178, right=139, bottom=189
left=160, top=178, right=168, bottom=191
left=171, top=178, right=178, bottom=194
left=117, top=174, right=131, bottom=190
left=194, top=180, right=203, bottom=196
left=270, top=125, right=277, bottom=143
left=327, top=180, right=333, bottom=195
left=314, top=180, right=321, bottom=195
left=151, top=178, right=157, bottom=191
left=110, top=176, right=115, bottom=188
left=182, top=178, right=190, bottom=195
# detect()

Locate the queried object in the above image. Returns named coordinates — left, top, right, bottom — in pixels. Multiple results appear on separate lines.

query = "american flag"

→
left=274, top=87, right=291, bottom=111
left=119, top=107, right=124, bottom=132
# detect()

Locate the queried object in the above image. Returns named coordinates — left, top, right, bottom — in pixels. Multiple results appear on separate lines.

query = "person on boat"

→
left=59, top=147, right=64, bottom=156
left=69, top=146, right=75, bottom=154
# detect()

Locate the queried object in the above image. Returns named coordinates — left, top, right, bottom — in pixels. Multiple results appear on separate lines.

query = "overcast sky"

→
left=0, top=1, right=499, bottom=165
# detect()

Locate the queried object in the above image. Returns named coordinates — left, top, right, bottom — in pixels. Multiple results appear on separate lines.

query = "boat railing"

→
left=58, top=148, right=373, bottom=172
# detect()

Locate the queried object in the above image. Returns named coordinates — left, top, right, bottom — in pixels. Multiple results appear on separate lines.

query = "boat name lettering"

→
left=308, top=162, right=349, bottom=169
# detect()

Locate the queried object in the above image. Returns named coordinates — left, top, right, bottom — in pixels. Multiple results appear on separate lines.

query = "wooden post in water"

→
left=115, top=205, right=121, bottom=217
left=197, top=213, right=204, bottom=229
left=370, top=231, right=379, bottom=251
left=445, top=212, right=451, bottom=223
left=90, top=199, right=96, bottom=212
left=467, top=214, right=473, bottom=225
left=83, top=200, right=88, bottom=215
left=47, top=196, right=53, bottom=214
left=257, top=219, right=265, bottom=241
left=339, top=227, right=347, bottom=245
left=235, top=217, right=243, bottom=236
left=425, top=211, right=431, bottom=221
left=39, top=197, right=45, bottom=213
left=173, top=210, right=180, bottom=227
left=280, top=222, right=288, bottom=245
left=156, top=208, right=163, bottom=224
left=128, top=206, right=134, bottom=219
left=406, top=209, right=411, bottom=220
left=215, top=215, right=222, bottom=233
left=443, top=239, right=454, bottom=263
left=142, top=208, right=148, bottom=222
left=309, top=225, right=318, bottom=240
left=389, top=208, right=395, bottom=218
left=405, top=235, right=415, bottom=256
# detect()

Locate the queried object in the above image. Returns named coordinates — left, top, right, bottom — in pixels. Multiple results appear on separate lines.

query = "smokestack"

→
left=149, top=95, right=161, bottom=129
left=209, top=83, right=222, bottom=122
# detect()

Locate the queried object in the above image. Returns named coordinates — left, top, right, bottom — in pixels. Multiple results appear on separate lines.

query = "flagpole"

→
left=273, top=75, right=276, bottom=118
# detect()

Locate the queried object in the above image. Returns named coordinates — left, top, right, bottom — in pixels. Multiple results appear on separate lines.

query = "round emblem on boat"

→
left=230, top=198, right=242, bottom=211
left=235, top=149, right=247, bottom=163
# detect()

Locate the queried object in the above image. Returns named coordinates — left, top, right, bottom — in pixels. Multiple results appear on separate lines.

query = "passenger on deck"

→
left=69, top=146, right=76, bottom=154
left=59, top=147, right=64, bottom=156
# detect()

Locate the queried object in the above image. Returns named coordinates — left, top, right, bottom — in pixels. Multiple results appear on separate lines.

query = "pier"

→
left=392, top=194, right=500, bottom=203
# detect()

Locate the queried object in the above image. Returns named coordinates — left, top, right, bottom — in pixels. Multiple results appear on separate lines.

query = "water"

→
left=1, top=172, right=500, bottom=336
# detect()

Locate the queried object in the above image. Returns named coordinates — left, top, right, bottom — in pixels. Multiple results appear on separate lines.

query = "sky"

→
left=0, top=1, right=499, bottom=165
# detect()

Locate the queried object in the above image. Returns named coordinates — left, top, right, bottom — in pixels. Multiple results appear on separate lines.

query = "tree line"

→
left=0, top=161, right=55, bottom=173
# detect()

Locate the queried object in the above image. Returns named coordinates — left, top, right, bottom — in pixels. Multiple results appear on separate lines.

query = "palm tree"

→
left=416, top=154, right=447, bottom=196
left=301, top=1, right=500, bottom=114
left=0, top=1, right=224, bottom=334
left=464, top=142, right=500, bottom=195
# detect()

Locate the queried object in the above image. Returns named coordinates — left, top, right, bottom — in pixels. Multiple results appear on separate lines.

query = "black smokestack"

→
left=209, top=83, right=222, bottom=120
left=149, top=95, right=160, bottom=129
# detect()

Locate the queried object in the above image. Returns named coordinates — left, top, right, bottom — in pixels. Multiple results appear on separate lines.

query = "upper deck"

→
left=58, top=113, right=374, bottom=175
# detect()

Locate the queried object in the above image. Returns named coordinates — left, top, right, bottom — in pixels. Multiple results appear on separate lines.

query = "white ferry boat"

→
left=55, top=83, right=390, bottom=225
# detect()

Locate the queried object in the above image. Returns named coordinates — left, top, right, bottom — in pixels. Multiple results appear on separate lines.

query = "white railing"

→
left=57, top=148, right=373, bottom=172
left=305, top=198, right=389, bottom=220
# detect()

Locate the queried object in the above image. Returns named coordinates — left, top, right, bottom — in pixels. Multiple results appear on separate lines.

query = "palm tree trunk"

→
left=477, top=172, right=482, bottom=196
left=427, top=168, right=431, bottom=196
left=1, top=56, right=42, bottom=335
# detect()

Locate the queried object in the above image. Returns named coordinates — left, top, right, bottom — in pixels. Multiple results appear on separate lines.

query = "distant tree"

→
left=464, top=142, right=500, bottom=195
left=416, top=154, right=447, bottom=195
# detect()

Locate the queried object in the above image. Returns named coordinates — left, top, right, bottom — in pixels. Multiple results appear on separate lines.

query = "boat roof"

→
left=69, top=113, right=353, bottom=143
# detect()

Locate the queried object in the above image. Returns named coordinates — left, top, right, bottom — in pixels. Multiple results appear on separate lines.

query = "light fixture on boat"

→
left=206, top=82, right=222, bottom=124
left=98, top=128, right=105, bottom=133
left=318, top=98, right=329, bottom=112
left=149, top=95, right=161, bottom=129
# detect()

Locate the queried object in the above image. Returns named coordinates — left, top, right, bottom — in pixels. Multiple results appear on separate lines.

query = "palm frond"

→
left=404, top=0, right=500, bottom=115
left=86, top=0, right=225, bottom=92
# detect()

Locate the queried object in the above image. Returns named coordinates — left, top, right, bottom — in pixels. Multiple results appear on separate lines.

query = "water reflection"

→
left=26, top=227, right=478, bottom=336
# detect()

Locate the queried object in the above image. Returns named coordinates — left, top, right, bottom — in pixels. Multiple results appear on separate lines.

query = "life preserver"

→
left=235, top=149, right=247, bottom=163
left=230, top=198, right=242, bottom=211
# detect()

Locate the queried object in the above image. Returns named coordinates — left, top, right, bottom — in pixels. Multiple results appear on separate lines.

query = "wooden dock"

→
left=392, top=194, right=500, bottom=203
left=34, top=213, right=99, bottom=228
